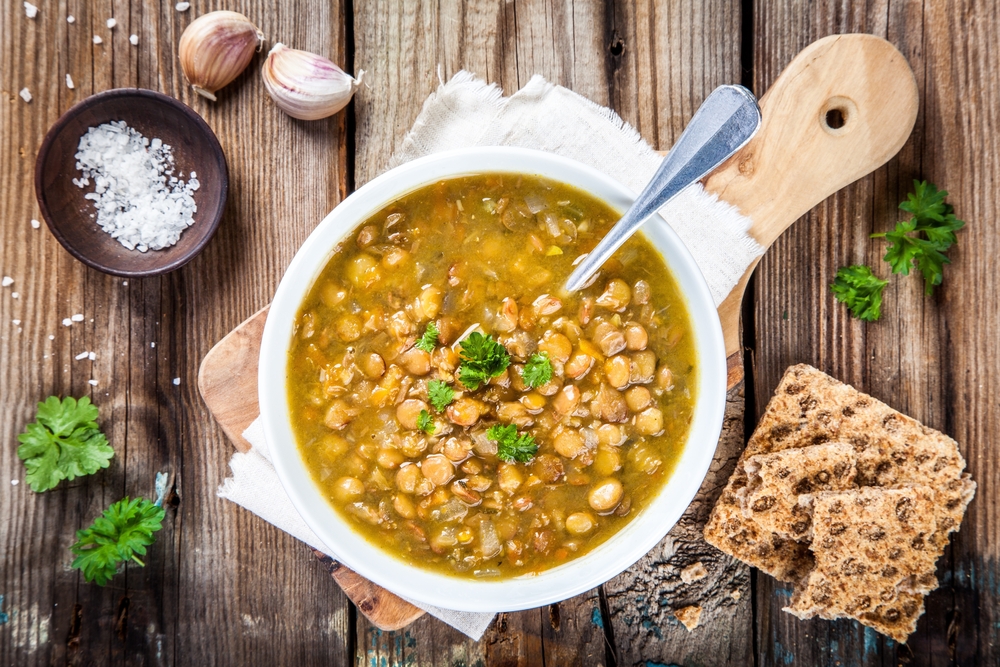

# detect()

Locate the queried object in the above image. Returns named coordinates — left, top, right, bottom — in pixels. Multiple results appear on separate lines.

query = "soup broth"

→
left=287, top=173, right=697, bottom=578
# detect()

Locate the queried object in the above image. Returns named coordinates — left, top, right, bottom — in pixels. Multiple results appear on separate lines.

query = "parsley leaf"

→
left=457, top=332, right=510, bottom=390
left=415, top=322, right=439, bottom=353
left=427, top=380, right=455, bottom=412
left=521, top=352, right=553, bottom=389
left=70, top=497, right=165, bottom=586
left=416, top=409, right=434, bottom=434
left=871, top=180, right=965, bottom=295
left=830, top=265, right=889, bottom=322
left=487, top=424, right=538, bottom=463
left=16, top=396, right=114, bottom=492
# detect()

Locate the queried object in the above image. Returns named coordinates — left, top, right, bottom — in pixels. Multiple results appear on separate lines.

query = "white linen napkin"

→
left=218, top=72, right=764, bottom=640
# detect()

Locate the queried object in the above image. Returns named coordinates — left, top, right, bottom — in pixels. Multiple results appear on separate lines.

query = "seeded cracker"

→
left=739, top=441, right=858, bottom=541
left=785, top=486, right=952, bottom=642
left=704, top=364, right=970, bottom=583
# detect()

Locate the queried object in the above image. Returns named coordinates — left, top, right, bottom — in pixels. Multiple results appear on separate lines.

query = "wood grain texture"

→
left=752, top=1, right=1000, bottom=665
left=0, top=1, right=352, bottom=665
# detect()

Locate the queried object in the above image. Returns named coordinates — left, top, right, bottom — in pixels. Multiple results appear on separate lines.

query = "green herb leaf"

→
left=70, top=497, right=165, bottom=586
left=16, top=396, right=114, bottom=492
left=871, top=180, right=965, bottom=295
left=417, top=409, right=435, bottom=434
left=427, top=380, right=455, bottom=412
left=830, top=265, right=889, bottom=322
left=487, top=423, right=538, bottom=463
left=457, top=332, right=510, bottom=391
left=521, top=352, right=553, bottom=389
left=415, top=322, right=439, bottom=353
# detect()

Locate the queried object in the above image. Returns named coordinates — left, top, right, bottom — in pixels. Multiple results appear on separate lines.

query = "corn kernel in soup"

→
left=288, top=174, right=696, bottom=578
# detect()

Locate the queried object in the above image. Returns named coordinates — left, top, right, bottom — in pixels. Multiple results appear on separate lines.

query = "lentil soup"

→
left=287, top=173, right=697, bottom=578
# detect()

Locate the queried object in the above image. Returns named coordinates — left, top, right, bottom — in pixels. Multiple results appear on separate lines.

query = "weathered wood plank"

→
left=753, top=1, right=999, bottom=665
left=0, top=0, right=352, bottom=665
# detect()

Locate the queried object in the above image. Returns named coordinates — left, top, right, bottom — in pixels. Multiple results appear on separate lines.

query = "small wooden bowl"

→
left=35, top=88, right=228, bottom=277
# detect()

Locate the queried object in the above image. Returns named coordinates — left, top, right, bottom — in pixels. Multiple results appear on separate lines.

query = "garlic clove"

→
left=261, top=43, right=363, bottom=121
left=179, top=10, right=263, bottom=102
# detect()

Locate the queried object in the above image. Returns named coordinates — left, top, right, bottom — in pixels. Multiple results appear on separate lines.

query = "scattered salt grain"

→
left=123, top=280, right=129, bottom=286
left=1, top=277, right=12, bottom=287
left=11, top=293, right=19, bottom=299
left=24, top=2, right=38, bottom=18
left=93, top=35, right=103, bottom=44
left=172, top=377, right=180, bottom=386
left=66, top=74, right=75, bottom=89
left=31, top=219, right=40, bottom=229
left=71, top=313, right=84, bottom=322
left=106, top=18, right=117, bottom=29
left=13, top=319, right=21, bottom=326
left=151, top=342, right=156, bottom=348
left=48, top=334, right=54, bottom=340
left=11, top=480, right=19, bottom=486
left=74, top=121, right=200, bottom=251
left=19, top=88, right=32, bottom=103
left=62, top=318, right=72, bottom=327
left=175, top=2, right=190, bottom=11
left=129, top=34, right=138, bottom=46
left=75, top=351, right=89, bottom=360
left=89, top=379, right=98, bottom=386
left=67, top=15, right=75, bottom=23
left=88, top=352, right=96, bottom=360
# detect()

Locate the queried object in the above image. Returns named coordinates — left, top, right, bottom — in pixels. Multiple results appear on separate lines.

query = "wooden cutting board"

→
left=197, top=34, right=917, bottom=631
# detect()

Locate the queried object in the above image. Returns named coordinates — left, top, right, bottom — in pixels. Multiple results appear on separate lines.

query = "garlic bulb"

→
left=179, top=11, right=264, bottom=101
left=262, top=43, right=363, bottom=121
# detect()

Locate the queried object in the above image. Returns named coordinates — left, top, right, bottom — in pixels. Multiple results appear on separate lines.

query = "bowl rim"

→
left=34, top=87, right=229, bottom=278
left=259, top=146, right=727, bottom=612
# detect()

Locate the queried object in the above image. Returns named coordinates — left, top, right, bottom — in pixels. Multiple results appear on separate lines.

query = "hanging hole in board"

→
left=820, top=96, right=857, bottom=136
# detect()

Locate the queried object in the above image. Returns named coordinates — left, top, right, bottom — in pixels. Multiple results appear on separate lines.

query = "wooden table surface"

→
left=2, top=1, right=997, bottom=665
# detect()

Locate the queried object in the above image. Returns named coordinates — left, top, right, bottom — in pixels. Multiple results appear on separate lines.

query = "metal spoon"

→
left=563, top=84, right=762, bottom=292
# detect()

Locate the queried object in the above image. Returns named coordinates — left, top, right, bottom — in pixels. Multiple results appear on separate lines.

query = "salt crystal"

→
left=106, top=18, right=117, bottom=29
left=88, top=352, right=96, bottom=360
left=62, top=318, right=72, bottom=326
left=13, top=319, right=21, bottom=325
left=24, top=2, right=37, bottom=18
left=93, top=35, right=103, bottom=44
left=48, top=334, right=54, bottom=340
left=123, top=280, right=129, bottom=286
left=75, top=351, right=89, bottom=360
left=10, top=293, right=18, bottom=299
left=19, top=88, right=31, bottom=103
left=172, top=377, right=180, bottom=385
left=129, top=34, right=138, bottom=46
left=175, top=2, right=190, bottom=11
left=11, top=480, right=19, bottom=486
left=151, top=342, right=156, bottom=348
left=66, top=74, right=75, bottom=89
left=31, top=219, right=40, bottom=229
left=89, top=379, right=98, bottom=386
left=71, top=313, right=84, bottom=322
left=67, top=15, right=75, bottom=23
left=73, top=121, right=199, bottom=252
left=1, top=277, right=12, bottom=287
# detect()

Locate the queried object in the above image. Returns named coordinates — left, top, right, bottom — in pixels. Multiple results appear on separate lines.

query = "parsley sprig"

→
left=521, top=352, right=553, bottom=389
left=457, top=332, right=510, bottom=390
left=427, top=379, right=455, bottom=412
left=871, top=180, right=965, bottom=295
left=487, top=424, right=538, bottom=463
left=17, top=396, right=114, bottom=492
left=70, top=497, right=165, bottom=586
left=830, top=265, right=888, bottom=322
left=416, top=409, right=435, bottom=434
left=415, top=322, right=439, bottom=353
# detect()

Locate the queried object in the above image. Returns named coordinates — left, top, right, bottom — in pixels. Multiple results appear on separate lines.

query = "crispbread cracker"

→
left=704, top=364, right=969, bottom=583
left=739, top=442, right=857, bottom=541
left=785, top=486, right=940, bottom=642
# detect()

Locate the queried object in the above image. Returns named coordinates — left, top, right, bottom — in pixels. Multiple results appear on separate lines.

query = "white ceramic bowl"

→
left=259, top=147, right=726, bottom=612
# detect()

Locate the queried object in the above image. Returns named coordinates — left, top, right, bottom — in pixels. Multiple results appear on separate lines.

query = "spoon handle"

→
left=564, top=84, right=762, bottom=293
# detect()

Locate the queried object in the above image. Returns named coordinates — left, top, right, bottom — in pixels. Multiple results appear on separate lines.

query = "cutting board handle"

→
left=705, top=33, right=918, bottom=243
left=708, top=34, right=918, bottom=369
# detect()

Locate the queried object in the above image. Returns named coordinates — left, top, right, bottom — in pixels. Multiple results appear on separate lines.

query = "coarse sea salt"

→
left=66, top=74, right=75, bottom=89
left=74, top=120, right=200, bottom=252
left=19, top=88, right=31, bottom=103
left=129, top=34, right=139, bottom=45
left=24, top=2, right=38, bottom=18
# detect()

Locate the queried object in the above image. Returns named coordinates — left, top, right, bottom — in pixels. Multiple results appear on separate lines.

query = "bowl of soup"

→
left=259, top=147, right=726, bottom=611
